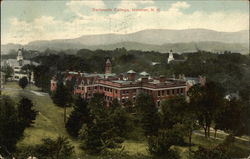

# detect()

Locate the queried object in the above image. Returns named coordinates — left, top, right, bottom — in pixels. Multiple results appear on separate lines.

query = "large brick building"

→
left=51, top=59, right=205, bottom=106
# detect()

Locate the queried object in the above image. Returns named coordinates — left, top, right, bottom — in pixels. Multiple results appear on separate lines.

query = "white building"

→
left=2, top=49, right=39, bottom=83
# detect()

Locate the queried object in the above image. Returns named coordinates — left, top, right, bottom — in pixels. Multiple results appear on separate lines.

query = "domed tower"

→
left=105, top=58, right=112, bottom=74
left=17, top=48, right=24, bottom=66
left=168, top=49, right=174, bottom=64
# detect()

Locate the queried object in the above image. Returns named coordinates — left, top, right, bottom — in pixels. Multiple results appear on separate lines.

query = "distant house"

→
left=2, top=48, right=39, bottom=83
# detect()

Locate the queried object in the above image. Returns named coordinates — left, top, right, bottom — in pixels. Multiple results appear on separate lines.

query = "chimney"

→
left=141, top=77, right=148, bottom=83
left=127, top=70, right=136, bottom=81
left=119, top=74, right=124, bottom=80
left=159, top=75, right=165, bottom=83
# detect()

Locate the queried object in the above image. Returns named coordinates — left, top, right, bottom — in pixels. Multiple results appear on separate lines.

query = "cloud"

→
left=66, top=0, right=106, bottom=17
left=2, top=1, right=249, bottom=44
left=171, top=1, right=190, bottom=9
left=117, top=0, right=155, bottom=9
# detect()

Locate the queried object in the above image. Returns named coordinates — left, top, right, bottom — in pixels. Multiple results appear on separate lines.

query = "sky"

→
left=1, top=0, right=249, bottom=44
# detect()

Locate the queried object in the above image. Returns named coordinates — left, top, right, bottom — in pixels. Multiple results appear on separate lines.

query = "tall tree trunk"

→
left=189, top=129, right=192, bottom=155
left=214, top=129, right=217, bottom=139
left=64, top=106, right=66, bottom=123
left=208, top=126, right=210, bottom=138
left=204, top=127, right=207, bottom=138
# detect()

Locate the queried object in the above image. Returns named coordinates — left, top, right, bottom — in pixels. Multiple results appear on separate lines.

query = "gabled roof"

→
left=106, top=59, right=111, bottom=64
left=140, top=71, right=149, bottom=76
left=127, top=70, right=136, bottom=74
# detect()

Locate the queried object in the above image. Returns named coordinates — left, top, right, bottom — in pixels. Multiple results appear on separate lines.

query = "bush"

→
left=148, top=129, right=181, bottom=158
left=18, top=77, right=28, bottom=89
left=192, top=146, right=229, bottom=159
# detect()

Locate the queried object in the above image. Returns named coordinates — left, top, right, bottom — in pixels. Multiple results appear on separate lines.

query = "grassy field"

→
left=2, top=82, right=250, bottom=158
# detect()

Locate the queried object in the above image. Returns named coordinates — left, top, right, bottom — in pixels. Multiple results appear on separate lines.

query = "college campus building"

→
left=1, top=49, right=39, bottom=83
left=51, top=59, right=205, bottom=106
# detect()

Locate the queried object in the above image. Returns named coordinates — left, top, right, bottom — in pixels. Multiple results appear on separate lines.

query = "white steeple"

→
left=168, top=50, right=174, bottom=64
left=17, top=48, right=24, bottom=66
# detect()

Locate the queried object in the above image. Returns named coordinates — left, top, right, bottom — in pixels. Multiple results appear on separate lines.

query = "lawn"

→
left=2, top=82, right=250, bottom=158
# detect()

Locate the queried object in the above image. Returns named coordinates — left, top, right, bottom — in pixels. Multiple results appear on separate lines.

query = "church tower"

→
left=105, top=58, right=112, bottom=74
left=168, top=49, right=174, bottom=64
left=17, top=48, right=24, bottom=66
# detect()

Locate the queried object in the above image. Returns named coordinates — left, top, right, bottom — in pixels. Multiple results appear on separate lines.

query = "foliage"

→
left=148, top=129, right=181, bottom=159
left=17, top=97, right=38, bottom=128
left=33, top=65, right=53, bottom=92
left=51, top=82, right=72, bottom=123
left=66, top=97, right=91, bottom=137
left=0, top=96, right=24, bottom=155
left=192, top=146, right=229, bottom=159
left=18, top=77, right=28, bottom=89
left=16, top=136, right=74, bottom=159
left=80, top=94, right=129, bottom=154
left=135, top=93, right=160, bottom=136
left=51, top=82, right=72, bottom=108
left=35, top=136, right=74, bottom=159
left=160, top=96, right=199, bottom=151
left=214, top=99, right=246, bottom=136
left=188, top=82, right=225, bottom=137
left=1, top=65, right=13, bottom=80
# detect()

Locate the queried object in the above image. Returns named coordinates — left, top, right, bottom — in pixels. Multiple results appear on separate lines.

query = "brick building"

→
left=51, top=59, right=205, bottom=106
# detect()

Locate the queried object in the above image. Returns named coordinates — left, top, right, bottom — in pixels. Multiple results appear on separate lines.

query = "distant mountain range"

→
left=1, top=29, right=249, bottom=54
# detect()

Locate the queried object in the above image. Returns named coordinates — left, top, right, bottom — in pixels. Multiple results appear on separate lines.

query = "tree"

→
left=2, top=65, right=13, bottom=80
left=51, top=82, right=72, bottom=123
left=160, top=96, right=199, bottom=153
left=17, top=97, right=38, bottom=128
left=66, top=97, right=91, bottom=137
left=148, top=129, right=181, bottom=159
left=188, top=82, right=225, bottom=137
left=214, top=98, right=246, bottom=137
left=0, top=96, right=24, bottom=156
left=19, top=77, right=28, bottom=89
left=80, top=94, right=128, bottom=154
left=35, top=136, right=74, bottom=159
left=135, top=93, right=160, bottom=136
left=33, top=65, right=52, bottom=92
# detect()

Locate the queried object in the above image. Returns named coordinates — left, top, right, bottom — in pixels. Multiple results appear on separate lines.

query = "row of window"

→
left=157, top=88, right=185, bottom=96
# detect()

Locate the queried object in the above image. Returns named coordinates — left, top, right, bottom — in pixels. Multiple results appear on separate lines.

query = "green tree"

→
left=214, top=98, right=246, bottom=137
left=2, top=65, right=13, bottom=80
left=35, top=136, right=74, bottom=159
left=33, top=65, right=52, bottom=92
left=51, top=82, right=72, bottom=123
left=66, top=97, right=91, bottom=137
left=18, top=77, right=28, bottom=89
left=0, top=96, right=24, bottom=156
left=135, top=93, right=160, bottom=136
left=17, top=97, right=38, bottom=128
left=80, top=94, right=128, bottom=154
left=148, top=129, right=181, bottom=159
left=188, top=82, right=225, bottom=137
left=161, top=96, right=199, bottom=153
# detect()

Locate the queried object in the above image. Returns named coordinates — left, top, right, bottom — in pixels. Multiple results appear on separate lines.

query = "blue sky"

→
left=1, top=0, right=249, bottom=44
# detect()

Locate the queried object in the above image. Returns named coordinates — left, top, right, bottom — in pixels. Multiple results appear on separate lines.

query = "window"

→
left=167, top=90, right=170, bottom=95
left=115, top=90, right=118, bottom=94
left=181, top=88, right=184, bottom=94
left=172, top=89, right=175, bottom=94
left=158, top=91, right=161, bottom=97
left=100, top=86, right=103, bottom=90
left=161, top=90, right=164, bottom=96
left=177, top=89, right=180, bottom=94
